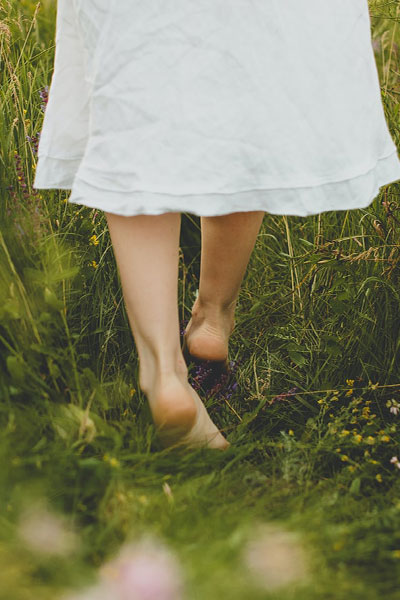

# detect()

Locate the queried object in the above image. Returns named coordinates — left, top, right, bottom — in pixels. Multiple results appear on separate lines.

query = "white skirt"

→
left=33, top=0, right=400, bottom=217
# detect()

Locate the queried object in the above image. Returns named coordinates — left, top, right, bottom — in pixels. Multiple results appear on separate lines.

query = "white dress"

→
left=33, top=0, right=400, bottom=217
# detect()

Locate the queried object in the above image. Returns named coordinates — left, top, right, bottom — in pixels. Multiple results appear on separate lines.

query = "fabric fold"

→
left=33, top=0, right=400, bottom=217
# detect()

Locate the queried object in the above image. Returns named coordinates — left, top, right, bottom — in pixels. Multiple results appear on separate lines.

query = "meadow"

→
left=1, top=1, right=400, bottom=598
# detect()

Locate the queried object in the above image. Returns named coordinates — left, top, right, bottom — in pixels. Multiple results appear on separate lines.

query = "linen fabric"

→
left=33, top=0, right=400, bottom=217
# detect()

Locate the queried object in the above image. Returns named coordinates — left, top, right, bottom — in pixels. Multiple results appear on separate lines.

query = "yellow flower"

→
left=340, top=455, right=349, bottom=462
left=317, top=398, right=324, bottom=405
left=129, top=388, right=136, bottom=397
left=340, top=429, right=350, bottom=437
left=375, top=474, right=382, bottom=483
left=345, top=389, right=353, bottom=396
left=89, top=234, right=99, bottom=246
left=369, top=459, right=379, bottom=465
left=333, top=540, right=344, bottom=551
left=347, top=465, right=356, bottom=473
left=366, top=436, right=375, bottom=445
left=91, top=260, right=98, bottom=269
left=362, top=407, right=371, bottom=418
left=346, top=379, right=355, bottom=386
left=353, top=434, right=363, bottom=443
left=288, top=429, right=294, bottom=436
left=380, top=435, right=390, bottom=443
left=103, top=454, right=120, bottom=467
left=368, top=381, right=379, bottom=390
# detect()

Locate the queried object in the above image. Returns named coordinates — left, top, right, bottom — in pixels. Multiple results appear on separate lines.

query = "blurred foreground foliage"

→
left=1, top=1, right=400, bottom=599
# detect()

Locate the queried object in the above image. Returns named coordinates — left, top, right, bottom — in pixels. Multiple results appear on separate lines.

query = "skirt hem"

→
left=33, top=150, right=400, bottom=218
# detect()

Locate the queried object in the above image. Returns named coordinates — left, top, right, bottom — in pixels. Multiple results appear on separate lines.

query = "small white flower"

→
left=390, top=456, right=400, bottom=470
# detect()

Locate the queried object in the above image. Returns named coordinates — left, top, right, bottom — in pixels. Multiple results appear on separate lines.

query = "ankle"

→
left=190, top=297, right=236, bottom=333
left=138, top=351, right=188, bottom=395
left=192, top=296, right=236, bottom=319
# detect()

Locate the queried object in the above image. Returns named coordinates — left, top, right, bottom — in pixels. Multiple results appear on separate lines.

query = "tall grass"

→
left=1, top=1, right=400, bottom=598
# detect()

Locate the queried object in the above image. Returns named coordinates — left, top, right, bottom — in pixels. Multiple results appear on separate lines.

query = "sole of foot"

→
left=181, top=335, right=230, bottom=375
left=183, top=315, right=232, bottom=359
left=149, top=376, right=230, bottom=451
left=182, top=304, right=235, bottom=373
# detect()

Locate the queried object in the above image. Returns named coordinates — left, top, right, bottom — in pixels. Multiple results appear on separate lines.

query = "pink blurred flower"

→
left=99, top=536, right=185, bottom=600
left=372, top=38, right=381, bottom=53
left=242, top=523, right=310, bottom=590
left=17, top=501, right=79, bottom=557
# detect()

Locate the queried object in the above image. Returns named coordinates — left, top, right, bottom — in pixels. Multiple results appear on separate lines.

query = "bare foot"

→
left=140, top=371, right=230, bottom=450
left=183, top=297, right=236, bottom=362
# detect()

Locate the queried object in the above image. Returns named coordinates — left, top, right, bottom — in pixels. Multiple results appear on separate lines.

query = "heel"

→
left=181, top=333, right=230, bottom=375
left=159, top=390, right=230, bottom=451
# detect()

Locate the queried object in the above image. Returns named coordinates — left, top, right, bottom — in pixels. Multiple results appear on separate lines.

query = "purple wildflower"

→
left=39, top=85, right=49, bottom=111
left=179, top=318, right=189, bottom=338
left=10, top=150, right=49, bottom=240
left=178, top=317, right=242, bottom=405
left=270, top=387, right=299, bottom=405
left=26, top=131, right=40, bottom=155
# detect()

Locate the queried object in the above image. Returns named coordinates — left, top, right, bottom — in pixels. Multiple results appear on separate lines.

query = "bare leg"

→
left=104, top=211, right=229, bottom=450
left=184, top=211, right=265, bottom=361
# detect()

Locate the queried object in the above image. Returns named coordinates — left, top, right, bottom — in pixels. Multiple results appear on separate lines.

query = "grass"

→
left=1, top=1, right=400, bottom=598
